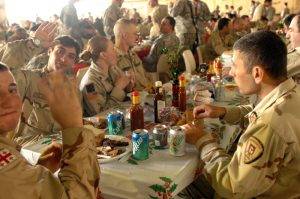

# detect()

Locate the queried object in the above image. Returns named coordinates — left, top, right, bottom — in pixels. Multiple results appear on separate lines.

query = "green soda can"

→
left=107, top=111, right=124, bottom=135
left=132, top=129, right=149, bottom=160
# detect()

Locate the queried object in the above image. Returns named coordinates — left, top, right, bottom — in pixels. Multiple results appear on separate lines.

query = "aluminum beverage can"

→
left=168, top=126, right=185, bottom=156
left=152, top=124, right=168, bottom=149
left=116, top=110, right=125, bottom=129
left=132, top=129, right=149, bottom=160
left=107, top=111, right=124, bottom=135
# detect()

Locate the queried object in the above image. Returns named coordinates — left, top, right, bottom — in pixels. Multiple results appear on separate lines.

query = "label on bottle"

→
left=157, top=100, right=166, bottom=121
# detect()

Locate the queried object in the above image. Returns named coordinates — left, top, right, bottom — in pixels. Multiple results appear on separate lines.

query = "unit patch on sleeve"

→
left=243, top=136, right=264, bottom=164
left=0, top=148, right=17, bottom=170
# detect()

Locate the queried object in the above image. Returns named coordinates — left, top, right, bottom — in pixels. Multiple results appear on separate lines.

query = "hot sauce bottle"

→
left=130, top=91, right=144, bottom=131
left=178, top=75, right=186, bottom=112
left=154, top=81, right=165, bottom=123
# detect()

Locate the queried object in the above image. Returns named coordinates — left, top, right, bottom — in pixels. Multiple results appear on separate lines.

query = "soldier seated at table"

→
left=286, top=14, right=300, bottom=83
left=0, top=63, right=100, bottom=198
left=182, top=31, right=300, bottom=198
left=202, top=18, right=232, bottom=63
left=114, top=18, right=152, bottom=90
left=13, top=35, right=81, bottom=146
left=80, top=35, right=134, bottom=117
left=224, top=17, right=246, bottom=48
left=0, top=22, right=57, bottom=71
left=143, top=16, right=180, bottom=73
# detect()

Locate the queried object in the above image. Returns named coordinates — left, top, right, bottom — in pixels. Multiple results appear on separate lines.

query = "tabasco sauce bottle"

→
left=178, top=75, right=186, bottom=112
left=154, top=81, right=165, bottom=123
left=130, top=91, right=144, bottom=131
left=172, top=79, right=179, bottom=108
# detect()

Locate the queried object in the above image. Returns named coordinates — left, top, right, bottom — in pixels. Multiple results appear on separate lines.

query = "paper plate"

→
left=97, top=135, right=132, bottom=163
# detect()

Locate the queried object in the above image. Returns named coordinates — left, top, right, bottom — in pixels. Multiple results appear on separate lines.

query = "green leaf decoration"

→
left=169, top=183, right=178, bottom=193
left=149, top=184, right=166, bottom=192
left=149, top=195, right=159, bottom=199
left=220, top=125, right=226, bottom=132
left=127, top=156, right=138, bottom=165
left=209, top=123, right=220, bottom=128
left=159, top=177, right=172, bottom=183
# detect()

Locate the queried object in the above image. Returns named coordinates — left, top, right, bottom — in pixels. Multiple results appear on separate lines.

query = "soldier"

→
left=169, top=0, right=196, bottom=49
left=147, top=0, right=169, bottom=40
left=0, top=22, right=57, bottom=71
left=60, top=0, right=80, bottom=33
left=252, top=0, right=272, bottom=22
left=191, top=0, right=211, bottom=45
left=202, top=18, right=232, bottom=63
left=13, top=36, right=81, bottom=146
left=0, top=63, right=100, bottom=198
left=182, top=31, right=300, bottom=198
left=79, top=36, right=133, bottom=116
left=114, top=18, right=151, bottom=90
left=103, top=0, right=124, bottom=39
left=26, top=52, right=49, bottom=70
left=225, top=17, right=245, bottom=48
left=286, top=15, right=300, bottom=83
left=143, top=16, right=179, bottom=73
left=266, top=5, right=276, bottom=21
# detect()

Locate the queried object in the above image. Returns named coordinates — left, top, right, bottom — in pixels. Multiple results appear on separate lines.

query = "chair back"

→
left=182, top=49, right=196, bottom=74
left=76, top=67, right=89, bottom=86
left=157, top=54, right=171, bottom=83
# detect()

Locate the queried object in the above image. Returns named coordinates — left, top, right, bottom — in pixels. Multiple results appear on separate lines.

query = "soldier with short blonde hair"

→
left=114, top=18, right=151, bottom=90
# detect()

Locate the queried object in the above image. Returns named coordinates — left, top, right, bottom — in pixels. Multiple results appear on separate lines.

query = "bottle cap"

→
left=132, top=90, right=139, bottom=97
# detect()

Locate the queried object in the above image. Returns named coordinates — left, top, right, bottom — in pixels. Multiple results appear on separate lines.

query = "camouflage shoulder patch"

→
left=0, top=148, right=17, bottom=170
left=243, top=136, right=264, bottom=164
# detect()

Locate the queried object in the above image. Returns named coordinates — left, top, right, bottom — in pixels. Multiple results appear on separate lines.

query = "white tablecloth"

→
left=20, top=82, right=247, bottom=199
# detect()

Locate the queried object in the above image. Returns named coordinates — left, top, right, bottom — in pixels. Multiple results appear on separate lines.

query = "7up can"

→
left=132, top=129, right=149, bottom=160
left=107, top=111, right=124, bottom=135
left=168, top=126, right=185, bottom=156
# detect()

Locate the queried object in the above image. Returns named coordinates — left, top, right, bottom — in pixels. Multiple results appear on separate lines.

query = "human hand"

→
left=32, top=22, right=57, bottom=49
left=182, top=123, right=205, bottom=145
left=39, top=70, right=83, bottom=129
left=37, top=142, right=62, bottom=173
left=115, top=75, right=130, bottom=90
left=193, top=104, right=226, bottom=119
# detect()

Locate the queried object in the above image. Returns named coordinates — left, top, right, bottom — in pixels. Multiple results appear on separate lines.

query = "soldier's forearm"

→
left=59, top=127, right=100, bottom=198
left=221, top=105, right=252, bottom=125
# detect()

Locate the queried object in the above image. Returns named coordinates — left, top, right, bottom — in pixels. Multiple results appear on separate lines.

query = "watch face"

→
left=33, top=38, right=41, bottom=46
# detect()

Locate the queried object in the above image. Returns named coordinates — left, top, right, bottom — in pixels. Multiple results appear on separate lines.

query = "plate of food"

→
left=96, top=135, right=132, bottom=163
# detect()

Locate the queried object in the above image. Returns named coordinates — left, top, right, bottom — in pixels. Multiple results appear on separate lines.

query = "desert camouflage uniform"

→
left=25, top=52, right=49, bottom=70
left=0, top=39, right=44, bottom=70
left=143, top=32, right=179, bottom=72
left=103, top=2, right=122, bottom=39
left=169, top=0, right=196, bottom=48
left=60, top=2, right=79, bottom=31
left=115, top=47, right=150, bottom=90
left=224, top=31, right=244, bottom=48
left=191, top=0, right=211, bottom=45
left=190, top=79, right=300, bottom=198
left=0, top=127, right=100, bottom=198
left=80, top=61, right=127, bottom=117
left=202, top=30, right=231, bottom=62
left=287, top=48, right=300, bottom=83
left=13, top=67, right=80, bottom=146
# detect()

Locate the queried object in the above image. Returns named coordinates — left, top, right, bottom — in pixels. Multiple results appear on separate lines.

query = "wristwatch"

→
left=31, top=37, right=41, bottom=47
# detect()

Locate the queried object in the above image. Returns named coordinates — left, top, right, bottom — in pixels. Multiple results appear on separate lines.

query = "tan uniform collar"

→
left=114, top=46, right=134, bottom=56
left=0, top=135, right=19, bottom=150
left=246, top=78, right=296, bottom=121
left=295, top=47, right=300, bottom=53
